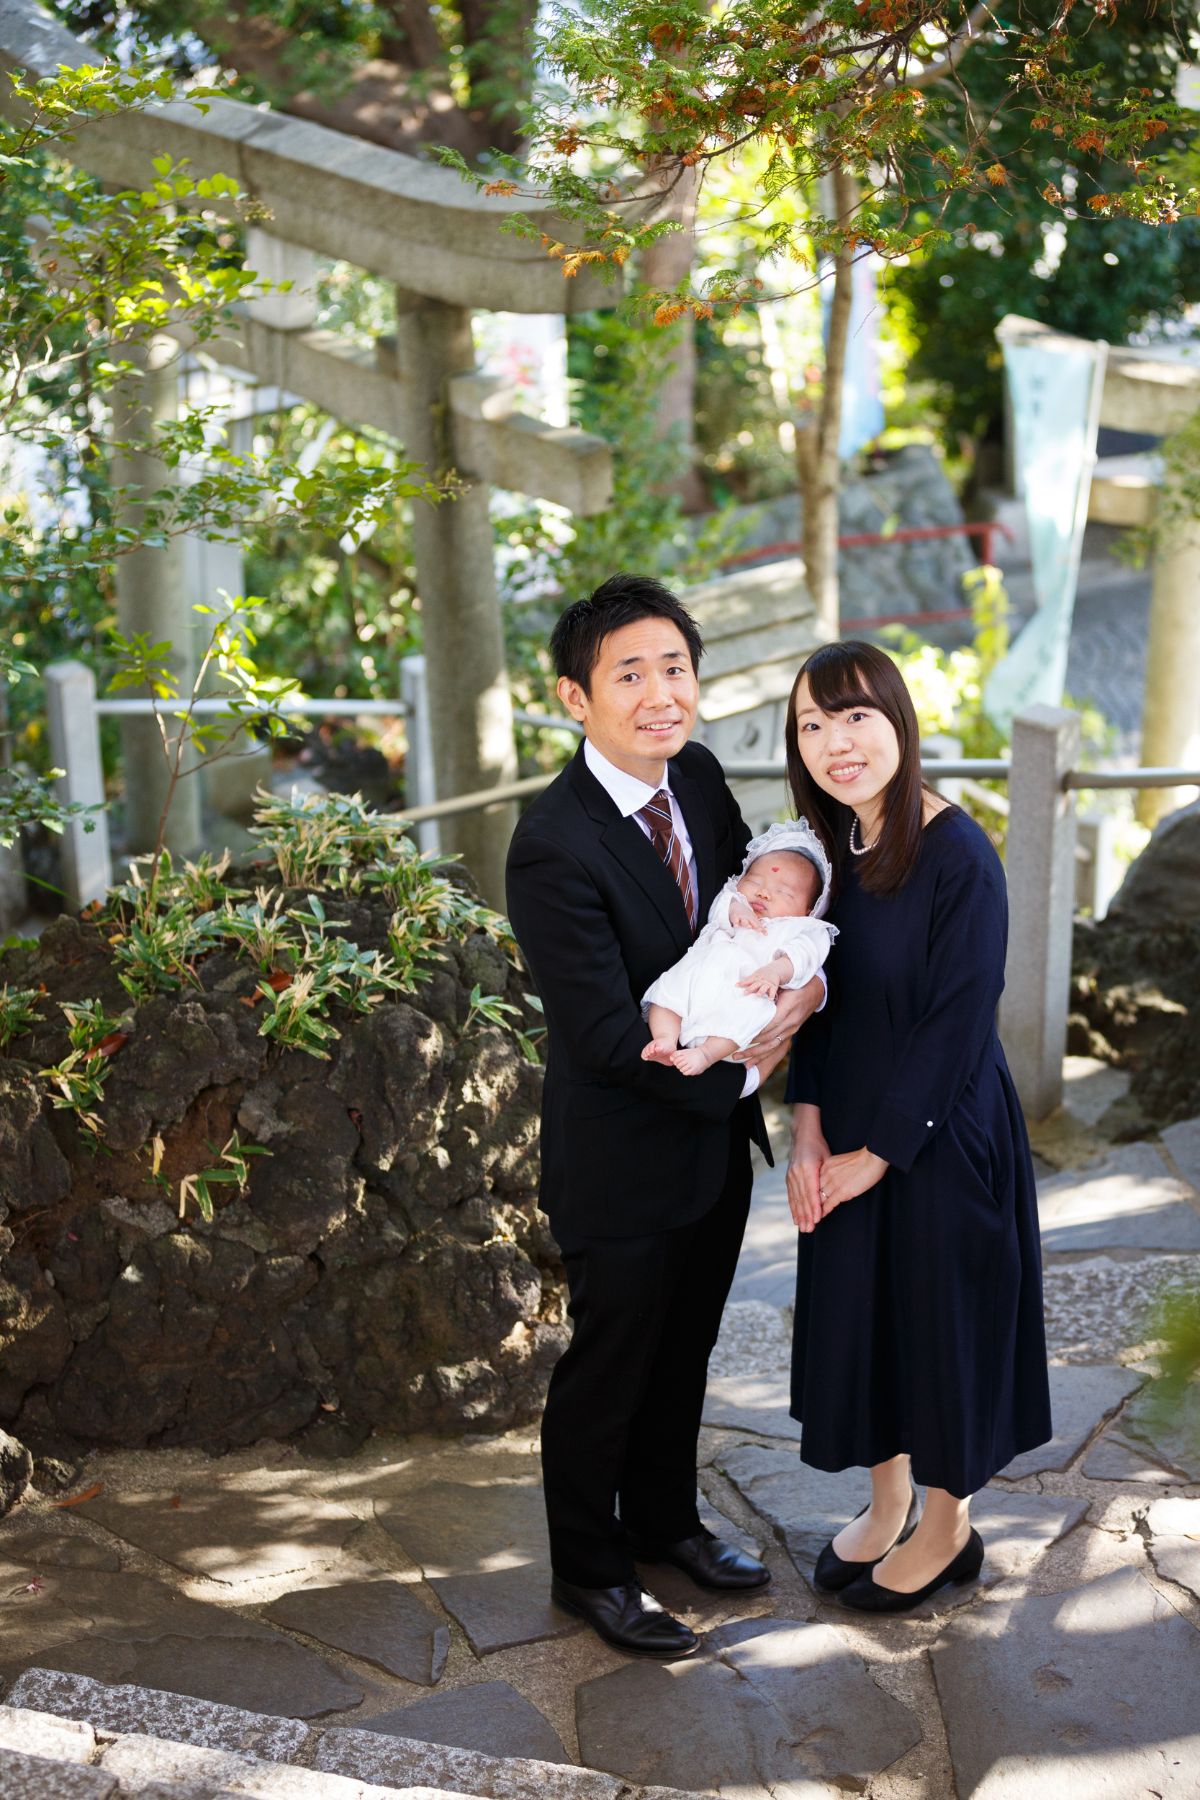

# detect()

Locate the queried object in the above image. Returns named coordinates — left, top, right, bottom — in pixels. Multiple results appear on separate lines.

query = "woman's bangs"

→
left=803, top=648, right=881, bottom=718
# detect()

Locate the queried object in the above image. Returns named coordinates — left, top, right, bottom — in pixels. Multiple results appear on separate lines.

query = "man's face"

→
left=737, top=854, right=819, bottom=919
left=557, top=616, right=699, bottom=784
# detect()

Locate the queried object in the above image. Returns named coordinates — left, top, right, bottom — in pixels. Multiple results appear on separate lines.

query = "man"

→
left=505, top=573, right=823, bottom=1658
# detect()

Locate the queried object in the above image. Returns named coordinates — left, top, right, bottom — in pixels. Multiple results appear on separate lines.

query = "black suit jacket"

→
left=505, top=739, right=772, bottom=1238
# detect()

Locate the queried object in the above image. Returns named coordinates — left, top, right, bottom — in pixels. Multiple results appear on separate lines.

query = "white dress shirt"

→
left=583, top=739, right=761, bottom=1098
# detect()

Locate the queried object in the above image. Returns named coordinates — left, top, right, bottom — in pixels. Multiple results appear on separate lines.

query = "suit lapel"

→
left=569, top=746, right=695, bottom=952
left=670, top=758, right=718, bottom=922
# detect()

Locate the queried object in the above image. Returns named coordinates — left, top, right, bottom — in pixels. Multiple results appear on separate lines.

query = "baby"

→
left=641, top=819, right=837, bottom=1076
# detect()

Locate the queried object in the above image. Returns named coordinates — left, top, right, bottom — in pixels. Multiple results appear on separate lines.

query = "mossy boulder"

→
left=0, top=863, right=564, bottom=1456
left=1070, top=806, right=1200, bottom=1130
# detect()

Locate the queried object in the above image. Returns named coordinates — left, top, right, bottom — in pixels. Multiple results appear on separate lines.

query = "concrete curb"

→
left=0, top=1671, right=711, bottom=1800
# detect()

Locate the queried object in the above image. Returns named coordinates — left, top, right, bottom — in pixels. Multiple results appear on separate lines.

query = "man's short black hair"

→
left=550, top=573, right=704, bottom=695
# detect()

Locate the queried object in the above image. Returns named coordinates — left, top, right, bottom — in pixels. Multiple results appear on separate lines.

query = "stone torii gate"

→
left=1, top=0, right=616, bottom=904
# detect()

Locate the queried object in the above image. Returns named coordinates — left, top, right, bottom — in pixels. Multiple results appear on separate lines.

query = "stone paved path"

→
left=1, top=1062, right=1198, bottom=1798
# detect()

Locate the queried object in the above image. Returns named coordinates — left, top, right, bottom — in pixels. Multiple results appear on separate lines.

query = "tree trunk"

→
left=641, top=159, right=708, bottom=514
left=793, top=165, right=858, bottom=642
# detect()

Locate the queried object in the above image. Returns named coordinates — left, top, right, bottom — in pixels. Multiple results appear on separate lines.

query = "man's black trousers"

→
left=541, top=1127, right=754, bottom=1587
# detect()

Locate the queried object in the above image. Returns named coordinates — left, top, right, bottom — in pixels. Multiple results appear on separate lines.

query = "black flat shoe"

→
left=627, top=1528, right=771, bottom=1592
left=812, top=1494, right=919, bottom=1594
left=550, top=1576, right=699, bottom=1657
left=838, top=1527, right=985, bottom=1613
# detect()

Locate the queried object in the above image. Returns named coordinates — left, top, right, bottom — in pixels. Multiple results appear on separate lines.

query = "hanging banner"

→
left=822, top=252, right=885, bottom=459
left=983, top=320, right=1108, bottom=730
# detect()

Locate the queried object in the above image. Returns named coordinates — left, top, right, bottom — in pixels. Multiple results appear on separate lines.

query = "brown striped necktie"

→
left=637, top=788, right=698, bottom=932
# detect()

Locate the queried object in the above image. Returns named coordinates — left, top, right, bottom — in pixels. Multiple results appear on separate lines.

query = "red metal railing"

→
left=720, top=519, right=1016, bottom=631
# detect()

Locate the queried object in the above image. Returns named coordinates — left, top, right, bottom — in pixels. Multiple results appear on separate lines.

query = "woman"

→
left=783, top=641, right=1051, bottom=1613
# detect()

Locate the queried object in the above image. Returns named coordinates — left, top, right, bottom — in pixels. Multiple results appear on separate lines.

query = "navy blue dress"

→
left=786, top=807, right=1051, bottom=1497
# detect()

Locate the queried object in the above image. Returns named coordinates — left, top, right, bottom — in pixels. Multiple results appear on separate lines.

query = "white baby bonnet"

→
left=742, top=819, right=833, bottom=919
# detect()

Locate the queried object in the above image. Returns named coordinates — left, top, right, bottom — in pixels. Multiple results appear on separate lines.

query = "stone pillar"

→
left=0, top=838, right=25, bottom=933
left=109, top=334, right=201, bottom=857
left=1137, top=501, right=1200, bottom=828
left=1075, top=811, right=1121, bottom=921
left=399, top=654, right=440, bottom=858
left=0, top=679, right=26, bottom=930
left=390, top=289, right=517, bottom=908
left=1000, top=704, right=1081, bottom=1120
left=45, top=661, right=114, bottom=910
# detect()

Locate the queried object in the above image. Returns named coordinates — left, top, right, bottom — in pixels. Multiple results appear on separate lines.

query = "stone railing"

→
left=43, top=655, right=441, bottom=908
left=35, top=667, right=1200, bottom=1120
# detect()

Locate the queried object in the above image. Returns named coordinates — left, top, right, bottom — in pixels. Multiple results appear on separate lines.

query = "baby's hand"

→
left=728, top=898, right=766, bottom=932
left=738, top=963, right=782, bottom=999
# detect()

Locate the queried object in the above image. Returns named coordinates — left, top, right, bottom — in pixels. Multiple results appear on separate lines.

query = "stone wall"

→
left=716, top=444, right=974, bottom=621
left=0, top=887, right=564, bottom=1457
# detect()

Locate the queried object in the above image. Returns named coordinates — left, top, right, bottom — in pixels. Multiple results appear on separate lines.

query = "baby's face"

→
left=737, top=853, right=819, bottom=919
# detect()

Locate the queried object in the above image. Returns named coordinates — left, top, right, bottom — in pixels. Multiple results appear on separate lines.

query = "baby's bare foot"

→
left=641, top=1039, right=678, bottom=1063
left=670, top=1047, right=711, bottom=1076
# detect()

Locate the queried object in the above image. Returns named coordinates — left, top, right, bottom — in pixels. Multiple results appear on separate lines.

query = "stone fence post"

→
left=1000, top=704, right=1081, bottom=1120
left=1075, top=811, right=1121, bottom=921
left=399, top=654, right=440, bottom=859
left=923, top=733, right=964, bottom=807
left=45, top=661, right=113, bottom=912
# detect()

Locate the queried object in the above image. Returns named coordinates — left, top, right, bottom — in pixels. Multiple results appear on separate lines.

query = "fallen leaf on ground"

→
left=51, top=1480, right=103, bottom=1508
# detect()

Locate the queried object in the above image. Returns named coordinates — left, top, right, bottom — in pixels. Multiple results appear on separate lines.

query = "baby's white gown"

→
left=641, top=881, right=837, bottom=1053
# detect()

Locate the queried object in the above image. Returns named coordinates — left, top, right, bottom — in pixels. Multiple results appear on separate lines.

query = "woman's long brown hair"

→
left=784, top=641, right=928, bottom=898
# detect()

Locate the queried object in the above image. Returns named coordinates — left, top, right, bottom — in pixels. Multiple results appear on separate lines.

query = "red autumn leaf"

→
left=266, top=969, right=292, bottom=992
left=52, top=1480, right=103, bottom=1508
left=96, top=1032, right=129, bottom=1058
left=168, top=1494, right=182, bottom=1509
left=239, top=994, right=259, bottom=1009
left=347, top=1107, right=364, bottom=1129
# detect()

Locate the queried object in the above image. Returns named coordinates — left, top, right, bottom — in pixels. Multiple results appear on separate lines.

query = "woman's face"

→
left=792, top=675, right=901, bottom=824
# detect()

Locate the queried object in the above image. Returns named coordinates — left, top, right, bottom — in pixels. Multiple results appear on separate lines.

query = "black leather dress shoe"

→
left=839, top=1527, right=985, bottom=1613
left=812, top=1495, right=919, bottom=1594
left=550, top=1576, right=699, bottom=1657
left=627, top=1528, right=771, bottom=1591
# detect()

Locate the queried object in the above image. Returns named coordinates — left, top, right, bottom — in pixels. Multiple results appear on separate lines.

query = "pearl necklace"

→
left=848, top=815, right=879, bottom=856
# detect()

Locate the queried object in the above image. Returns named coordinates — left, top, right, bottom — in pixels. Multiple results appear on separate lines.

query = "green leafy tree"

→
left=443, top=0, right=1196, bottom=629
left=39, top=2, right=545, bottom=724
left=56, top=0, right=539, bottom=161
left=1, top=61, right=440, bottom=860
left=885, top=0, right=1200, bottom=462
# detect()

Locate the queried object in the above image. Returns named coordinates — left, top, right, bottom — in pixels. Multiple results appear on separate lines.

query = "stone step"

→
left=0, top=1672, right=704, bottom=1800
left=0, top=1722, right=478, bottom=1799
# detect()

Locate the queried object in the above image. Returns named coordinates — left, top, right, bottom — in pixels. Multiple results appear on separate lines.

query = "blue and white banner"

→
left=823, top=252, right=885, bottom=459
left=984, top=322, right=1108, bottom=730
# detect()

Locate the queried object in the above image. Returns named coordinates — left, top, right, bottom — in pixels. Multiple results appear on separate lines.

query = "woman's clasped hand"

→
left=788, top=1130, right=892, bottom=1231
